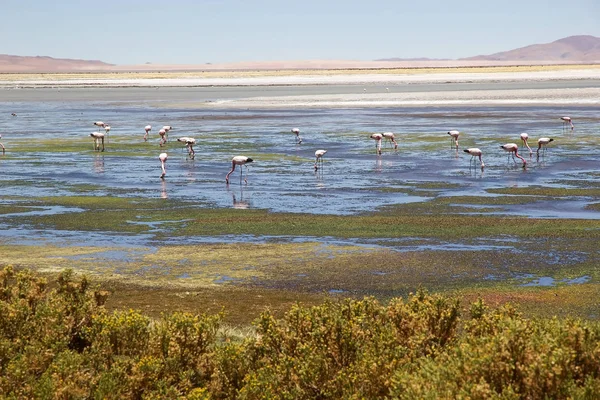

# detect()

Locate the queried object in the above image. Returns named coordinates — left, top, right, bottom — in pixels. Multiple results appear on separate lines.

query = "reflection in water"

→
left=468, top=166, right=485, bottom=179
left=230, top=187, right=250, bottom=209
left=536, top=152, right=548, bottom=167
left=374, top=157, right=382, bottom=173
left=315, top=168, right=326, bottom=188
left=93, top=154, right=104, bottom=174
left=160, top=179, right=168, bottom=199
left=182, top=158, right=196, bottom=183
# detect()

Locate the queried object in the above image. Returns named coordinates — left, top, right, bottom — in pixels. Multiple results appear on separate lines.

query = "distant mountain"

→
left=374, top=57, right=448, bottom=62
left=462, top=35, right=600, bottom=62
left=0, top=55, right=113, bottom=72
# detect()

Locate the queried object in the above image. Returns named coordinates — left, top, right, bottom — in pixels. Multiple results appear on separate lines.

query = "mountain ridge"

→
left=2, top=35, right=600, bottom=72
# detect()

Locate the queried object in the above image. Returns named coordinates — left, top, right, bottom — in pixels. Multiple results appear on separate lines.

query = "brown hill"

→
left=463, top=35, right=600, bottom=62
left=0, top=55, right=113, bottom=72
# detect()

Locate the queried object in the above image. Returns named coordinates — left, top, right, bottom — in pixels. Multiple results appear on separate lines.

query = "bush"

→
left=1, top=267, right=599, bottom=399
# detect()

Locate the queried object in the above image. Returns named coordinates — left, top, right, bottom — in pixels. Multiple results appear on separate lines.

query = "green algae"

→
left=488, top=186, right=600, bottom=197
left=0, top=205, right=38, bottom=214
left=586, top=202, right=600, bottom=211
left=4, top=195, right=600, bottom=240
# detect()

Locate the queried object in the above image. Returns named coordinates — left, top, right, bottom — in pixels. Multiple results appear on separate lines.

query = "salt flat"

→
left=2, top=66, right=600, bottom=88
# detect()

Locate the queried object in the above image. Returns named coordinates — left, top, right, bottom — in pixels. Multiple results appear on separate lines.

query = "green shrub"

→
left=1, top=266, right=600, bottom=399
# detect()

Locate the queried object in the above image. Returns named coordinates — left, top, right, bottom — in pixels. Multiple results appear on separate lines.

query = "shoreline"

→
left=1, top=64, right=600, bottom=88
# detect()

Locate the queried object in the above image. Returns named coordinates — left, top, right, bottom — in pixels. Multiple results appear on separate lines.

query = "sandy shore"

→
left=1, top=65, right=600, bottom=88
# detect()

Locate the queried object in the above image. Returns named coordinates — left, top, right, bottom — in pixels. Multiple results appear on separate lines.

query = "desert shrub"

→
left=239, top=291, right=461, bottom=399
left=390, top=300, right=600, bottom=399
left=0, top=267, right=106, bottom=398
left=2, top=266, right=600, bottom=399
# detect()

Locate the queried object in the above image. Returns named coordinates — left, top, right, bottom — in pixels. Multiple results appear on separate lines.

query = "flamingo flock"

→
left=5, top=112, right=562, bottom=184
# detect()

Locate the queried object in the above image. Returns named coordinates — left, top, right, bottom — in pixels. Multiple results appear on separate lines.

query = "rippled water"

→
left=1, top=83, right=599, bottom=218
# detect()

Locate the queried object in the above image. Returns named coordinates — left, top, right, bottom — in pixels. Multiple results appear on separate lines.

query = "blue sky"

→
left=2, top=0, right=599, bottom=65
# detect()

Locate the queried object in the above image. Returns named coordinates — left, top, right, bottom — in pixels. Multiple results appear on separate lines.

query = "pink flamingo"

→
left=226, top=156, right=253, bottom=184
left=501, top=143, right=527, bottom=167
left=560, top=116, right=574, bottom=131
left=0, top=134, right=5, bottom=154
left=90, top=132, right=104, bottom=150
left=463, top=148, right=484, bottom=169
left=162, top=126, right=173, bottom=141
left=370, top=133, right=383, bottom=155
left=144, top=125, right=152, bottom=141
left=177, top=137, right=196, bottom=159
left=159, top=152, right=168, bottom=179
left=537, top=137, right=554, bottom=155
left=90, top=132, right=105, bottom=152
left=314, top=149, right=327, bottom=170
left=520, top=133, right=533, bottom=155
left=382, top=132, right=398, bottom=149
left=291, top=128, right=302, bottom=144
left=93, top=121, right=106, bottom=128
left=158, top=129, right=167, bottom=146
left=447, top=130, right=459, bottom=149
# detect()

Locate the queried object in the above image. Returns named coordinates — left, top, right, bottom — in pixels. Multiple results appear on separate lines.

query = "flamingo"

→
left=463, top=148, right=484, bottom=169
left=0, top=134, right=5, bottom=154
left=158, top=129, right=167, bottom=146
left=159, top=152, right=168, bottom=179
left=370, top=133, right=383, bottom=155
left=447, top=130, right=460, bottom=149
left=314, top=149, right=327, bottom=170
left=501, top=143, right=527, bottom=167
left=93, top=121, right=106, bottom=128
left=291, top=128, right=302, bottom=144
left=90, top=132, right=105, bottom=152
left=162, top=126, right=173, bottom=141
left=537, top=137, right=554, bottom=155
left=226, top=156, right=253, bottom=184
left=382, top=132, right=398, bottom=149
left=177, top=137, right=196, bottom=159
left=560, top=116, right=574, bottom=131
left=520, top=133, right=533, bottom=155
left=11, top=113, right=16, bottom=117
left=144, top=125, right=152, bottom=141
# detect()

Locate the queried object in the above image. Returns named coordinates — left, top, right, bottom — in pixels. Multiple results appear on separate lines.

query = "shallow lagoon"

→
left=0, top=81, right=599, bottom=306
